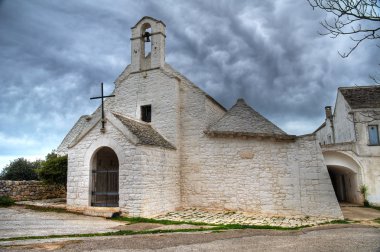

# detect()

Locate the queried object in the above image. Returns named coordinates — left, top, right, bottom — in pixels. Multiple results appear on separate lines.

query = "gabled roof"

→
left=205, top=99, right=295, bottom=140
left=131, top=16, right=166, bottom=28
left=113, top=113, right=175, bottom=149
left=339, top=86, right=380, bottom=109
left=57, top=115, right=91, bottom=154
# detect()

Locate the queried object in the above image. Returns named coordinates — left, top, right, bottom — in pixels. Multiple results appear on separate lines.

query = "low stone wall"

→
left=0, top=180, right=66, bottom=201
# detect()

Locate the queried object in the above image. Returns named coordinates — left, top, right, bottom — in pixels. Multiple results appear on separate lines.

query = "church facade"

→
left=58, top=17, right=343, bottom=219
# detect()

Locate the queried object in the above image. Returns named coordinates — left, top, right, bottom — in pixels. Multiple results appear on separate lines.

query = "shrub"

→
left=360, top=185, right=370, bottom=207
left=37, top=152, right=67, bottom=187
left=0, top=196, right=15, bottom=207
left=0, top=158, right=40, bottom=181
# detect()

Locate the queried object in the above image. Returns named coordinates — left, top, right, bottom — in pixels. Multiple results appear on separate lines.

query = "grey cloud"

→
left=0, top=0, right=378, bottom=161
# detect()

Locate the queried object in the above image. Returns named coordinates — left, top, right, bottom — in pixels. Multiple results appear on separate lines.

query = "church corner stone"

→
left=59, top=16, right=343, bottom=220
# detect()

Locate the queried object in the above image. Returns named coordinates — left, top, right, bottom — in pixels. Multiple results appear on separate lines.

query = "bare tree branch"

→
left=308, top=0, right=380, bottom=57
left=348, top=110, right=380, bottom=123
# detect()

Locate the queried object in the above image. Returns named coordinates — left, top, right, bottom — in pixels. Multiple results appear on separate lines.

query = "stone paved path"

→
left=0, top=206, right=123, bottom=239
left=155, top=209, right=336, bottom=228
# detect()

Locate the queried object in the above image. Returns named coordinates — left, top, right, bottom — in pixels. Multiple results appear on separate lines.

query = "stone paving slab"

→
left=340, top=206, right=380, bottom=221
left=15, top=198, right=67, bottom=209
left=0, top=206, right=124, bottom=239
left=155, top=209, right=336, bottom=228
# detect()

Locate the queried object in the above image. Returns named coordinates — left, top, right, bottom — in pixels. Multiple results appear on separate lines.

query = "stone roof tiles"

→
left=340, top=86, right=380, bottom=109
left=113, top=113, right=175, bottom=149
left=206, top=99, right=295, bottom=140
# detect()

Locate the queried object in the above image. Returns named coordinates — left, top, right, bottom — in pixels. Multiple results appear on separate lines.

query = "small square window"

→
left=368, top=125, right=379, bottom=145
left=141, top=105, right=151, bottom=122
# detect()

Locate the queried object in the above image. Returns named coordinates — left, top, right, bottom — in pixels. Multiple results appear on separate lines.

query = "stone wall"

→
left=178, top=76, right=342, bottom=219
left=67, top=117, right=181, bottom=217
left=0, top=180, right=66, bottom=201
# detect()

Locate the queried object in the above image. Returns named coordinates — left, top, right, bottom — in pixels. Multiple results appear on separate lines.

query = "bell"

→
left=143, top=31, right=151, bottom=42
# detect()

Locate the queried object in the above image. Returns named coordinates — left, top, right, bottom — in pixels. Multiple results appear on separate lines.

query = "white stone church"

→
left=58, top=16, right=343, bottom=219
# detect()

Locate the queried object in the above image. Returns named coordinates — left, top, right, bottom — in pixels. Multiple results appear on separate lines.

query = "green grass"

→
left=373, top=218, right=380, bottom=224
left=0, top=196, right=15, bottom=207
left=0, top=216, right=309, bottom=242
left=0, top=224, right=304, bottom=242
left=112, top=216, right=212, bottom=226
left=326, top=219, right=351, bottom=224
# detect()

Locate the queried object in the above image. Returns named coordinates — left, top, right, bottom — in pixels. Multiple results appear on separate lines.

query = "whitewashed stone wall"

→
left=180, top=135, right=341, bottom=218
left=178, top=76, right=341, bottom=218
left=109, top=69, right=180, bottom=147
left=333, top=92, right=356, bottom=143
left=67, top=119, right=180, bottom=216
left=315, top=119, right=333, bottom=145
left=354, top=112, right=380, bottom=204
left=315, top=90, right=380, bottom=206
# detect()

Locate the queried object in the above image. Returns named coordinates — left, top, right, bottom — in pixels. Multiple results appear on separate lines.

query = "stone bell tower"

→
left=130, top=16, right=166, bottom=72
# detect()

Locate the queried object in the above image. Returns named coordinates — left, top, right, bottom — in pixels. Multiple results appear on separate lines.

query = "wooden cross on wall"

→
left=90, top=82, right=115, bottom=132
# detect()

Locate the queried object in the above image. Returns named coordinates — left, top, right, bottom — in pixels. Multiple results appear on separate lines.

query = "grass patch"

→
left=373, top=218, right=380, bottom=224
left=112, top=216, right=212, bottom=226
left=328, top=219, right=351, bottom=224
left=0, top=224, right=304, bottom=242
left=0, top=218, right=308, bottom=242
left=112, top=216, right=302, bottom=230
left=0, top=196, right=15, bottom=207
left=319, top=219, right=352, bottom=225
left=213, top=223, right=302, bottom=230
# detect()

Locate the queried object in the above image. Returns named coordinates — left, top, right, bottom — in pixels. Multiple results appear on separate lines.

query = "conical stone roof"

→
left=206, top=99, right=295, bottom=140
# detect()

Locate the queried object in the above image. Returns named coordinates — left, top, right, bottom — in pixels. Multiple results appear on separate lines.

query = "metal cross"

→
left=90, top=82, right=115, bottom=131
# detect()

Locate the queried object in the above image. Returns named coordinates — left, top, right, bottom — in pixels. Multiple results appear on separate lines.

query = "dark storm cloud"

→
left=0, top=0, right=378, bottom=166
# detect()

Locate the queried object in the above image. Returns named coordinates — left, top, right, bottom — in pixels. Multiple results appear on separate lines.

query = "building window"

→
left=141, top=105, right=151, bottom=122
left=368, top=125, right=379, bottom=145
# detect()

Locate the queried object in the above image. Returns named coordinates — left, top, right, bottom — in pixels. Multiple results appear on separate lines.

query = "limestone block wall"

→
left=358, top=155, right=380, bottom=205
left=108, top=69, right=180, bottom=147
left=0, top=180, right=65, bottom=201
left=333, top=92, right=356, bottom=143
left=315, top=120, right=333, bottom=145
left=67, top=120, right=136, bottom=207
left=67, top=119, right=180, bottom=216
left=178, top=77, right=341, bottom=218
left=135, top=146, right=180, bottom=217
left=180, top=135, right=342, bottom=218
left=296, top=136, right=342, bottom=217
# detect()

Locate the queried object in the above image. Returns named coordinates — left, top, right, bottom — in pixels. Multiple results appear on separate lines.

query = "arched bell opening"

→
left=91, top=147, right=119, bottom=207
left=141, top=23, right=152, bottom=58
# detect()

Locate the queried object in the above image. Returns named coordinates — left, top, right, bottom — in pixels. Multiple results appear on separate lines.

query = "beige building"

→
left=58, top=16, right=343, bottom=219
left=314, top=86, right=380, bottom=206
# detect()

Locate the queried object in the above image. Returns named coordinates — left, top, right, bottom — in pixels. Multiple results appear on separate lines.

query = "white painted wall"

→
left=333, top=92, right=356, bottom=143
left=315, top=89, right=380, bottom=206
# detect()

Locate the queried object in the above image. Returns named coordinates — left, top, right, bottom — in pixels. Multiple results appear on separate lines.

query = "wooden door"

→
left=91, top=147, right=119, bottom=207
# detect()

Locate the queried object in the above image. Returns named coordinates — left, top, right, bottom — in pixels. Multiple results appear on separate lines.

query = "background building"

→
left=314, top=86, right=380, bottom=205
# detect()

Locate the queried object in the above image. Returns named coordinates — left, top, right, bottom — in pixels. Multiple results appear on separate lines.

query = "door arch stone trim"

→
left=84, top=136, right=124, bottom=206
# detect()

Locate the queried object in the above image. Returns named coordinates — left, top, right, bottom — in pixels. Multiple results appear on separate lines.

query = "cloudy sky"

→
left=0, top=0, right=378, bottom=169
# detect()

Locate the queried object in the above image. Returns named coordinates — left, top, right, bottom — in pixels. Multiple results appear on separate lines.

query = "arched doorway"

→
left=91, top=147, right=119, bottom=207
left=323, top=151, right=362, bottom=204
left=327, top=165, right=358, bottom=203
